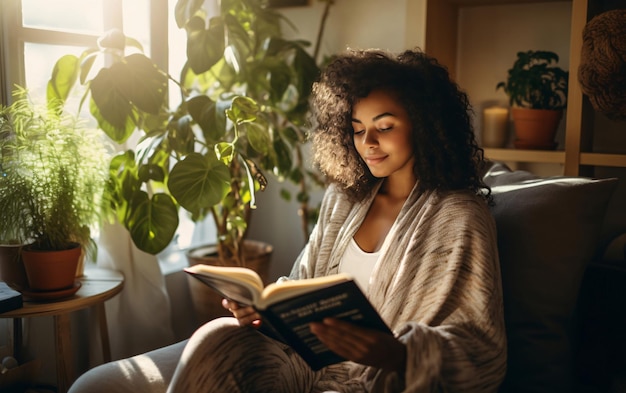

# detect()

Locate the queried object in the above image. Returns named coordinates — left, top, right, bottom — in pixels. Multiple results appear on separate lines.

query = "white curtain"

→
left=96, top=221, right=176, bottom=360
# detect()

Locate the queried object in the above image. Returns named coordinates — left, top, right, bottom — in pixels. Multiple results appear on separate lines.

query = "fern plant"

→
left=0, top=88, right=109, bottom=255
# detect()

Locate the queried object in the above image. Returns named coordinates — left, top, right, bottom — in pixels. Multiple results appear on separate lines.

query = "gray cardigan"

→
left=288, top=182, right=506, bottom=392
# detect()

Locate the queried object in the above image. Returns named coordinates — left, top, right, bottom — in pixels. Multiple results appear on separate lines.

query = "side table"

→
left=0, top=267, right=124, bottom=393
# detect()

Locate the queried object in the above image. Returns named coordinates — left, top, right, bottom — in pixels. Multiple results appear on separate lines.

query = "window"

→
left=0, top=0, right=171, bottom=106
left=1, top=0, right=217, bottom=267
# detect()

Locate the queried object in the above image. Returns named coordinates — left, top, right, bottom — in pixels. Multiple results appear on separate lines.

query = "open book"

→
left=184, top=264, right=392, bottom=370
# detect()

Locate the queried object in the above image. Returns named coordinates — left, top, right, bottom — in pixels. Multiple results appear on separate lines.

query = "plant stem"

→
left=313, top=0, right=333, bottom=63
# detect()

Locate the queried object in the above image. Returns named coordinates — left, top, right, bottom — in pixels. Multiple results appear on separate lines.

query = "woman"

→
left=70, top=48, right=506, bottom=393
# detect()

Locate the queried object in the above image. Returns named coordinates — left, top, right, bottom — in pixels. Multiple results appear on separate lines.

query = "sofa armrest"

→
left=483, top=162, right=618, bottom=393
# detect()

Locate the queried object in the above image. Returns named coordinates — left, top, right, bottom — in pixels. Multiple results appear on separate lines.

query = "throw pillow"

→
left=482, top=162, right=618, bottom=393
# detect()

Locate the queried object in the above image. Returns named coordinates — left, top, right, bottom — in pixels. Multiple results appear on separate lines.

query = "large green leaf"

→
left=127, top=191, right=179, bottom=254
left=187, top=95, right=224, bottom=142
left=223, top=13, right=252, bottom=61
left=245, top=122, right=271, bottom=156
left=89, top=54, right=166, bottom=141
left=108, top=150, right=139, bottom=198
left=175, top=0, right=205, bottom=29
left=167, top=115, right=196, bottom=156
left=90, top=65, right=134, bottom=128
left=47, top=54, right=80, bottom=106
left=89, top=95, right=136, bottom=143
left=168, top=152, right=231, bottom=214
left=138, top=163, right=165, bottom=183
left=186, top=16, right=225, bottom=75
left=119, top=54, right=167, bottom=115
left=79, top=50, right=99, bottom=85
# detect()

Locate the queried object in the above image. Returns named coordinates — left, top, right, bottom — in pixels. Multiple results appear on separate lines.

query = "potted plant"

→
left=0, top=88, right=109, bottom=292
left=48, top=0, right=330, bottom=317
left=496, top=50, right=569, bottom=150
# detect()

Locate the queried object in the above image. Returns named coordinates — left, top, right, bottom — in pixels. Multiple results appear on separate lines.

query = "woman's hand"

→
left=222, top=298, right=262, bottom=328
left=310, top=318, right=406, bottom=373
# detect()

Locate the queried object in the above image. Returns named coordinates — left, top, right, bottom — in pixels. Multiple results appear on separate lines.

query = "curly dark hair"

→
left=310, top=48, right=490, bottom=202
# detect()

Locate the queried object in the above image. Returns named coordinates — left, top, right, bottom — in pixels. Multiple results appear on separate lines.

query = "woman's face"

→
left=351, top=89, right=415, bottom=180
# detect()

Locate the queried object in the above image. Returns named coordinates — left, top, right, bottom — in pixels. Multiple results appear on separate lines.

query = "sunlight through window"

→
left=16, top=0, right=156, bottom=105
left=22, top=0, right=105, bottom=34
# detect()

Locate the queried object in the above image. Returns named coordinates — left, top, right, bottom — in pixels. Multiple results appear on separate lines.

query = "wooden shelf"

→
left=580, top=153, right=626, bottom=168
left=450, top=0, right=567, bottom=5
left=424, top=0, right=626, bottom=177
left=484, top=148, right=565, bottom=164
left=484, top=149, right=626, bottom=168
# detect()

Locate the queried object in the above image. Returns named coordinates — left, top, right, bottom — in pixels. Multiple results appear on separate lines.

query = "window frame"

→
left=0, top=0, right=169, bottom=106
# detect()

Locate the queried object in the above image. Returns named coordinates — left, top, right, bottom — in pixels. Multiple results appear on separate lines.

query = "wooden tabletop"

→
left=0, top=267, right=124, bottom=318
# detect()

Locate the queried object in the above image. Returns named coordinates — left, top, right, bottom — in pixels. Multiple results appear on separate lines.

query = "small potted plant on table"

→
left=0, top=88, right=109, bottom=295
left=497, top=50, right=569, bottom=150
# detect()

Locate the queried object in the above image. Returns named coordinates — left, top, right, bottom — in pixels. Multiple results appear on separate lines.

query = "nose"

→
left=361, top=128, right=378, bottom=148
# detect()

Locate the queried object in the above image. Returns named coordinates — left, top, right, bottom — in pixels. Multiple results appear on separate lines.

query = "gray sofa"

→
left=70, top=162, right=621, bottom=392
left=483, top=162, right=619, bottom=392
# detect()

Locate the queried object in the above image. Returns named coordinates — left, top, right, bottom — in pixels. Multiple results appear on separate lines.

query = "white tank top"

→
left=339, top=238, right=380, bottom=293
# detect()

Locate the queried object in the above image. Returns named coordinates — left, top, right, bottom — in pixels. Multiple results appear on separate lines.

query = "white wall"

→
left=279, top=0, right=415, bottom=59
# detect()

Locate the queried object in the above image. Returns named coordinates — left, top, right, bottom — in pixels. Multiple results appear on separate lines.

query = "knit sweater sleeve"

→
left=369, top=193, right=506, bottom=393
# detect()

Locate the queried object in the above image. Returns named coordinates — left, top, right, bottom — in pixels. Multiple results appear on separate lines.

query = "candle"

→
left=482, top=107, right=509, bottom=148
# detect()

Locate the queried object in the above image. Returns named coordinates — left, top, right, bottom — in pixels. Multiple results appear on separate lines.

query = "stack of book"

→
left=0, top=282, right=23, bottom=313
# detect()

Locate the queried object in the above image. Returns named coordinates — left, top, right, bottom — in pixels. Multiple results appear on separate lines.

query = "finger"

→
left=223, top=298, right=243, bottom=311
left=236, top=313, right=262, bottom=327
left=311, top=320, right=377, bottom=357
left=231, top=307, right=257, bottom=320
left=324, top=319, right=380, bottom=345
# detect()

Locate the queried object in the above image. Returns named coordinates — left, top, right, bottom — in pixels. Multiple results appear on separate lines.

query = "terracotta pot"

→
left=0, top=244, right=29, bottom=291
left=512, top=107, right=563, bottom=150
left=75, top=247, right=86, bottom=278
left=21, top=244, right=82, bottom=291
left=186, top=240, right=273, bottom=326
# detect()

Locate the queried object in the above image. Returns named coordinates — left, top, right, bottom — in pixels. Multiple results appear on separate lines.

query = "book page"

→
left=184, top=265, right=265, bottom=305
left=257, top=273, right=352, bottom=309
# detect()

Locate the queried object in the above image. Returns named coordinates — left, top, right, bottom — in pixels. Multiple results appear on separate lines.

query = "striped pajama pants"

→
left=168, top=317, right=361, bottom=393
left=70, top=317, right=364, bottom=393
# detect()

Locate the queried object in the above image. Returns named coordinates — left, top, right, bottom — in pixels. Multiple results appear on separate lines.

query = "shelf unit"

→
left=421, top=0, right=626, bottom=177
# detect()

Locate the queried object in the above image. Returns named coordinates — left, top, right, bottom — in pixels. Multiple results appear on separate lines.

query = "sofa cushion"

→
left=482, top=162, right=618, bottom=393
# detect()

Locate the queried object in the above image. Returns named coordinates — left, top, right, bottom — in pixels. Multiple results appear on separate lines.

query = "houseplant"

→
left=48, top=0, right=326, bottom=269
left=48, top=0, right=332, bottom=322
left=496, top=50, right=569, bottom=150
left=0, top=88, right=109, bottom=292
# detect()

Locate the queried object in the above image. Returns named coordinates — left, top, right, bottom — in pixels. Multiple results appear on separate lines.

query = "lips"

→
left=364, top=155, right=387, bottom=165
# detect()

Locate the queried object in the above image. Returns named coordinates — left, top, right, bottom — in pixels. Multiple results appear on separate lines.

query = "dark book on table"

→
left=0, top=282, right=23, bottom=313
left=184, top=264, right=392, bottom=370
